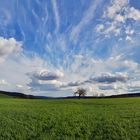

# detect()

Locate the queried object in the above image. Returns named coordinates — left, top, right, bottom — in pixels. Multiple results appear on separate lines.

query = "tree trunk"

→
left=79, top=94, right=80, bottom=99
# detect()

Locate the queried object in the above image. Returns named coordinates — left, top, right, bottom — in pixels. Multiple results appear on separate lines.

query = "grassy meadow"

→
left=0, top=96, right=140, bottom=140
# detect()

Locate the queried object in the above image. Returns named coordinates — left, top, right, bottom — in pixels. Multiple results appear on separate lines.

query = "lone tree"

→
left=74, top=88, right=87, bottom=99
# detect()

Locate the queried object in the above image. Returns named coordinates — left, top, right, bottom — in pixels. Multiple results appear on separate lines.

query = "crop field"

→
left=0, top=97, right=140, bottom=140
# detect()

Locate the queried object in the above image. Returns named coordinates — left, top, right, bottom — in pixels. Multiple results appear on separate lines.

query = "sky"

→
left=0, top=0, right=140, bottom=97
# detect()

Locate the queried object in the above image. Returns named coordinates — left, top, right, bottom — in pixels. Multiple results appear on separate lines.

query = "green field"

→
left=0, top=97, right=140, bottom=140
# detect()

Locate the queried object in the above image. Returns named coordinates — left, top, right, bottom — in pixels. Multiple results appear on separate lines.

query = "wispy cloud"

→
left=70, top=0, right=103, bottom=43
left=0, top=34, right=140, bottom=96
left=0, top=1, right=140, bottom=96
left=51, top=0, right=60, bottom=32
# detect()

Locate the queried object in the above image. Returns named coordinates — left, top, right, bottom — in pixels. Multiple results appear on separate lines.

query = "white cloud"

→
left=0, top=79, right=8, bottom=85
left=96, top=24, right=104, bottom=32
left=28, top=69, right=65, bottom=92
left=104, top=0, right=128, bottom=19
left=0, top=55, right=45, bottom=93
left=89, top=72, right=129, bottom=83
left=38, top=80, right=62, bottom=86
left=0, top=36, right=140, bottom=96
left=102, top=22, right=121, bottom=36
left=16, top=84, right=23, bottom=88
left=0, top=37, right=22, bottom=62
left=127, top=7, right=140, bottom=21
left=0, top=49, right=140, bottom=96
left=125, top=26, right=134, bottom=35
left=31, top=69, right=64, bottom=81
left=97, top=0, right=140, bottom=38
left=0, top=37, right=49, bottom=94
left=115, top=14, right=125, bottom=23
left=125, top=35, right=133, bottom=42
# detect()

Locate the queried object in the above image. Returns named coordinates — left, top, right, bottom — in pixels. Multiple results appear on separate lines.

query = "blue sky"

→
left=0, top=0, right=140, bottom=97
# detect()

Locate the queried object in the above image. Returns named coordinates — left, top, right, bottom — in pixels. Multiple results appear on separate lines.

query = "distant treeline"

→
left=0, top=90, right=140, bottom=99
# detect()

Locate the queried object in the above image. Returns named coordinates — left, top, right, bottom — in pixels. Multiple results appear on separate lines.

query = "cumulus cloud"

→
left=103, top=0, right=128, bottom=19
left=28, top=79, right=61, bottom=91
left=0, top=55, right=46, bottom=93
left=103, top=0, right=140, bottom=22
left=0, top=37, right=52, bottom=94
left=27, top=69, right=64, bottom=91
left=31, top=69, right=64, bottom=81
left=0, top=37, right=22, bottom=62
left=89, top=73, right=129, bottom=83
left=96, top=0, right=140, bottom=38
left=127, top=7, right=140, bottom=21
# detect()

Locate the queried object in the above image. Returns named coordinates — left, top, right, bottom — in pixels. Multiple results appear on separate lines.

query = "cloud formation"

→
left=27, top=69, right=65, bottom=93
left=90, top=73, right=129, bottom=83
left=96, top=0, right=140, bottom=39
left=31, top=69, right=63, bottom=81
left=0, top=1, right=140, bottom=96
left=51, top=0, right=60, bottom=31
left=70, top=0, right=103, bottom=43
left=0, top=37, right=22, bottom=62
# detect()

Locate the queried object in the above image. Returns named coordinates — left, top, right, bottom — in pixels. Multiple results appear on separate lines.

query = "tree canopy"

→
left=74, top=88, right=87, bottom=98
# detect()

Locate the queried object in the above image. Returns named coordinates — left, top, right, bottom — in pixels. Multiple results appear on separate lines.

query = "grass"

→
left=0, top=97, right=140, bottom=140
left=0, top=93, right=12, bottom=98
